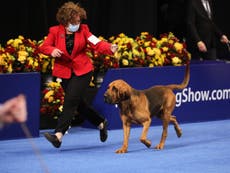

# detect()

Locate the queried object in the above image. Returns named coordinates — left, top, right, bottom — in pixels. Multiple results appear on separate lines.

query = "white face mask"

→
left=67, top=23, right=80, bottom=32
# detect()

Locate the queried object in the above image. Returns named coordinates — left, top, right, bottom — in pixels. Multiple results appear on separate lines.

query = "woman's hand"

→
left=51, top=48, right=63, bottom=57
left=110, top=44, right=118, bottom=53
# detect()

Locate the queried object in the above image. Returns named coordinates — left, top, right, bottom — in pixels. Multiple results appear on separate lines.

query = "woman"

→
left=39, top=1, right=118, bottom=148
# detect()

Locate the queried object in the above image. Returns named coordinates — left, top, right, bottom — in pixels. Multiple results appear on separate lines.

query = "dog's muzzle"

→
left=104, top=93, right=114, bottom=104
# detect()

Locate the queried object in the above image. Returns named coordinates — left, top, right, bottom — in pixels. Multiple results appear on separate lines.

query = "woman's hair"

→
left=56, top=1, right=87, bottom=26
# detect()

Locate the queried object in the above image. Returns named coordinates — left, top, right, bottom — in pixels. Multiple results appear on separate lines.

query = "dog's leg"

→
left=140, top=119, right=152, bottom=148
left=116, top=116, right=130, bottom=154
left=155, top=113, right=170, bottom=150
left=170, top=115, right=182, bottom=137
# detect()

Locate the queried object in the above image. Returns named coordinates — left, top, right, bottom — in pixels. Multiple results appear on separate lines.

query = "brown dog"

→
left=104, top=63, right=190, bottom=153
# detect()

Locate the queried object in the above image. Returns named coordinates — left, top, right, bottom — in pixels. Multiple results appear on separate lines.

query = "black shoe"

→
left=44, top=132, right=61, bottom=148
left=100, top=120, right=108, bottom=142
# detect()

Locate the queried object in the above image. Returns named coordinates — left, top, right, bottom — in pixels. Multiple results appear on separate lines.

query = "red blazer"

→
left=39, top=24, right=113, bottom=79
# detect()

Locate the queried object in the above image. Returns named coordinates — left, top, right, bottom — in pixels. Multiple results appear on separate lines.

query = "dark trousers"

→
left=54, top=71, right=104, bottom=134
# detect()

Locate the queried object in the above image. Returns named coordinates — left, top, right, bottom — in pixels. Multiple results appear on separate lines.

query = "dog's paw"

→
left=140, top=139, right=151, bottom=148
left=115, top=148, right=127, bottom=154
left=154, top=143, right=164, bottom=150
left=175, top=128, right=182, bottom=138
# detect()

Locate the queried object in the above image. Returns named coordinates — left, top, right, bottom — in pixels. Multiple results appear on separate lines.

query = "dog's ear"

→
left=119, top=89, right=130, bottom=100
left=112, top=86, right=118, bottom=93
left=124, top=91, right=131, bottom=100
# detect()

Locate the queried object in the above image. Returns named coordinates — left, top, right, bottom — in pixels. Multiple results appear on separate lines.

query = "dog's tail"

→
left=166, top=62, right=190, bottom=90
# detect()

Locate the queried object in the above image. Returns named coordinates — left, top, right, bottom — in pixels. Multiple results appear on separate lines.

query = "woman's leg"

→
left=44, top=72, right=93, bottom=148
left=55, top=72, right=93, bottom=134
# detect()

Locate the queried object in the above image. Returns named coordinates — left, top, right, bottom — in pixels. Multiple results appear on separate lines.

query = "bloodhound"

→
left=104, top=62, right=190, bottom=153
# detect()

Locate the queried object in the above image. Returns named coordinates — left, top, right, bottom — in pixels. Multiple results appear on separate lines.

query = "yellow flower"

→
left=146, top=47, right=155, bottom=56
left=6, top=52, right=15, bottom=60
left=0, top=55, right=6, bottom=65
left=118, top=33, right=126, bottom=38
left=89, top=76, right=95, bottom=87
left=122, top=59, right=129, bottom=66
left=148, top=63, right=154, bottom=67
left=161, top=37, right=168, bottom=43
left=18, top=50, right=28, bottom=63
left=39, top=53, right=49, bottom=59
left=161, top=53, right=166, bottom=59
left=144, top=41, right=150, bottom=47
left=28, top=57, right=34, bottom=65
left=109, top=36, right=115, bottom=42
left=122, top=51, right=130, bottom=58
left=174, top=42, right=183, bottom=53
left=98, top=36, right=105, bottom=41
left=18, top=35, right=25, bottom=40
left=141, top=32, right=149, bottom=36
left=120, top=45, right=128, bottom=50
left=6, top=39, right=14, bottom=45
left=153, top=48, right=161, bottom=56
left=105, top=56, right=110, bottom=60
left=59, top=105, right=63, bottom=112
left=44, top=90, right=54, bottom=99
left=132, top=49, right=140, bottom=57
left=154, top=55, right=164, bottom=66
left=172, top=57, right=182, bottom=66
left=19, top=45, right=26, bottom=51
left=152, top=37, right=157, bottom=42
left=26, top=46, right=33, bottom=52
left=162, top=47, right=168, bottom=52
left=188, top=52, right=192, bottom=60
left=34, top=61, right=39, bottom=68
left=7, top=64, right=13, bottom=73
left=48, top=81, right=60, bottom=88
left=12, top=39, right=23, bottom=48
left=48, top=96, right=54, bottom=103
left=42, top=61, right=50, bottom=73
left=168, top=39, right=174, bottom=45
left=114, top=51, right=121, bottom=59
left=137, top=40, right=144, bottom=45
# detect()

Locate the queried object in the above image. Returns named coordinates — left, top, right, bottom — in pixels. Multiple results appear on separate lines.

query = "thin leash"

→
left=20, top=123, right=51, bottom=173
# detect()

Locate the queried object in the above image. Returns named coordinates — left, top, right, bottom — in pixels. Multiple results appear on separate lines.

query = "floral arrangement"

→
left=0, top=32, right=190, bottom=74
left=40, top=79, right=65, bottom=119
left=0, top=35, right=53, bottom=74
left=136, top=32, right=190, bottom=66
left=109, top=33, right=146, bottom=67
left=86, top=32, right=191, bottom=71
